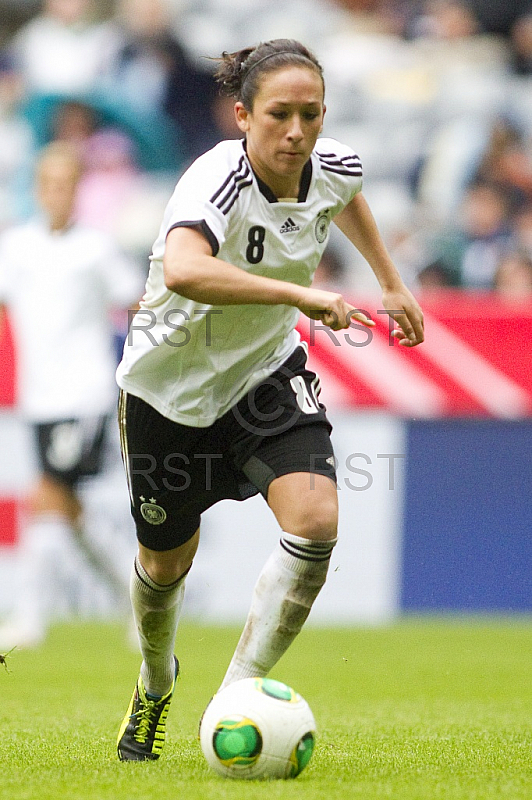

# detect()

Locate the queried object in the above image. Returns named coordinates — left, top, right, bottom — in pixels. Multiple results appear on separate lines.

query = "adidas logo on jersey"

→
left=280, top=217, right=300, bottom=234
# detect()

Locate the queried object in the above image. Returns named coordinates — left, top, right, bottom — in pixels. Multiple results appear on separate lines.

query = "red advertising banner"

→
left=299, top=291, right=532, bottom=418
left=1, top=294, right=532, bottom=417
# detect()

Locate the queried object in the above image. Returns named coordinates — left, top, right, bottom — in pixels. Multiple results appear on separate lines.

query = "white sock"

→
left=14, top=513, right=75, bottom=639
left=131, top=555, right=186, bottom=697
left=220, top=532, right=337, bottom=689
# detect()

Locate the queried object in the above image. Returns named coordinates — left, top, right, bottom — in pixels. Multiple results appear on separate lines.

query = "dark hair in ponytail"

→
left=213, top=39, right=324, bottom=110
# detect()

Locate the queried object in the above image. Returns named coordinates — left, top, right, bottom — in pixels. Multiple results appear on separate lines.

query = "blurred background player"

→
left=0, top=141, right=142, bottom=648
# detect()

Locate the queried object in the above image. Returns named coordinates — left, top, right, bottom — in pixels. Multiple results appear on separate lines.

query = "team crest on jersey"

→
left=139, top=496, right=167, bottom=525
left=315, top=211, right=330, bottom=243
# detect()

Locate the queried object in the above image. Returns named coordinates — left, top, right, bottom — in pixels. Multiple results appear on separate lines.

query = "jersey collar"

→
left=242, top=140, right=313, bottom=204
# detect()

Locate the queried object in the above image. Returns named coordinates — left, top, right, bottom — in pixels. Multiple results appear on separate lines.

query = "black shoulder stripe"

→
left=210, top=157, right=252, bottom=215
left=321, top=166, right=363, bottom=177
left=216, top=167, right=252, bottom=214
left=210, top=155, right=247, bottom=204
left=318, top=151, right=361, bottom=163
left=221, top=178, right=253, bottom=214
left=323, top=159, right=362, bottom=171
left=215, top=164, right=251, bottom=211
left=317, top=152, right=362, bottom=175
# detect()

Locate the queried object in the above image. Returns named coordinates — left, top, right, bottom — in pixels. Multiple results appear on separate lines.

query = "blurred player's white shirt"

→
left=0, top=218, right=141, bottom=422
left=117, top=138, right=362, bottom=427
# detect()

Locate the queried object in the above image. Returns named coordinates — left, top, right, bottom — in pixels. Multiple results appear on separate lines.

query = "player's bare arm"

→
left=334, top=192, right=424, bottom=347
left=163, top=226, right=374, bottom=331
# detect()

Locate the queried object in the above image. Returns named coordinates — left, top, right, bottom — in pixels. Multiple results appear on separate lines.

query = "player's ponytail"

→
left=213, top=39, right=324, bottom=110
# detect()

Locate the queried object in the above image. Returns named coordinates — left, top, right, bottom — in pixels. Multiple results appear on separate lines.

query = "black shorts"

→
left=34, top=415, right=109, bottom=489
left=118, top=346, right=337, bottom=551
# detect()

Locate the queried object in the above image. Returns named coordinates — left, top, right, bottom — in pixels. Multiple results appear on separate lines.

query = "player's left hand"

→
left=381, top=286, right=424, bottom=347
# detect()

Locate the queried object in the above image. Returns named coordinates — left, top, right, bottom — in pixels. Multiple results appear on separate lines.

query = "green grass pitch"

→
left=1, top=617, right=531, bottom=799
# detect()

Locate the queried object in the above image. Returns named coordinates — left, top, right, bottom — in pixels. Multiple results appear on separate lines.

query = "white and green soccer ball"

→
left=199, top=677, right=316, bottom=780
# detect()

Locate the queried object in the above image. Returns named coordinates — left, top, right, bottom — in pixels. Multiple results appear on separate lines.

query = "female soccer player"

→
left=116, top=38, right=424, bottom=761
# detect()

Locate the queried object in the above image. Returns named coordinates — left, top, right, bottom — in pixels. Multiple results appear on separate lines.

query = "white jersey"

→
left=0, top=218, right=142, bottom=422
left=116, top=137, right=362, bottom=426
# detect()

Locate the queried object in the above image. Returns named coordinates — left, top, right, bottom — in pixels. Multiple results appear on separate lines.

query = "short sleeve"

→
left=314, top=137, right=363, bottom=209
left=160, top=143, right=249, bottom=256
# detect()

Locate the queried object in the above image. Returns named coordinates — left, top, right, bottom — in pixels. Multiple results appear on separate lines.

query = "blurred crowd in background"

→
left=1, top=0, right=532, bottom=298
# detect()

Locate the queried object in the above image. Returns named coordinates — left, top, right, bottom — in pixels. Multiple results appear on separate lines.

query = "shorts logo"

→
left=47, top=421, right=83, bottom=470
left=139, top=496, right=167, bottom=525
left=315, top=211, right=330, bottom=243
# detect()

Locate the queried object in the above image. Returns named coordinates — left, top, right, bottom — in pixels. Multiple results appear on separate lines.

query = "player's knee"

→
left=286, top=496, right=338, bottom=541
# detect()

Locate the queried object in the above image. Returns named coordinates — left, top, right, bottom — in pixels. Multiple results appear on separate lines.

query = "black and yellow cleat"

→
left=117, top=656, right=179, bottom=761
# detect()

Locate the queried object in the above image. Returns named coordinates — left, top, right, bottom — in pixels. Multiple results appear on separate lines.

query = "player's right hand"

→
left=296, top=288, right=375, bottom=331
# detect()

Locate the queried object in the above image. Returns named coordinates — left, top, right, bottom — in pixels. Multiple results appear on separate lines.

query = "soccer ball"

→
left=199, top=677, right=316, bottom=780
